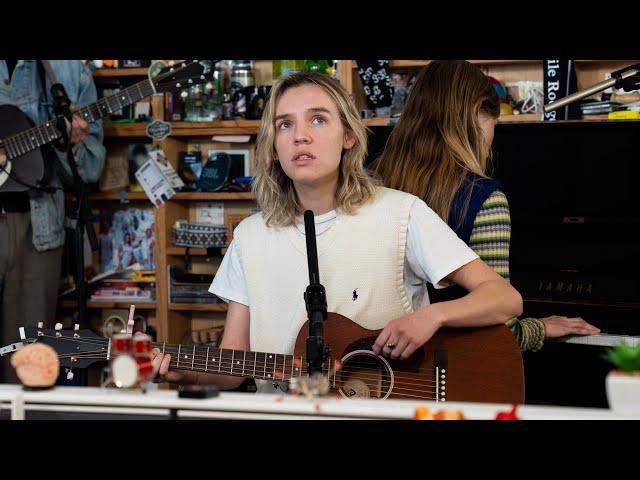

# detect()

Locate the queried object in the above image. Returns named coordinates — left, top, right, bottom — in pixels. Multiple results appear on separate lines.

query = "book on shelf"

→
left=171, top=297, right=221, bottom=304
left=168, top=265, right=218, bottom=304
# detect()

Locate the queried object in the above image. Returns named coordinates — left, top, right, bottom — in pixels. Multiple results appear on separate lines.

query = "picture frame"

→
left=207, top=148, right=250, bottom=178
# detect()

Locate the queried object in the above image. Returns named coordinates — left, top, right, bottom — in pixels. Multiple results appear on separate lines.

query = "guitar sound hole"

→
left=337, top=350, right=393, bottom=400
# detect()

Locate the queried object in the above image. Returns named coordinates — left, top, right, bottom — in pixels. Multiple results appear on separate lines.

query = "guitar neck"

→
left=2, top=78, right=156, bottom=160
left=153, top=342, right=327, bottom=383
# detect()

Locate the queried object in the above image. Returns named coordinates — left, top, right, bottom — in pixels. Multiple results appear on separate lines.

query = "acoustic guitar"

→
left=17, top=312, right=524, bottom=404
left=0, top=60, right=214, bottom=192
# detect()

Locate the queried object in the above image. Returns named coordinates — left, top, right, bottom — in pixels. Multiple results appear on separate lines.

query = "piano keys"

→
left=551, top=333, right=640, bottom=348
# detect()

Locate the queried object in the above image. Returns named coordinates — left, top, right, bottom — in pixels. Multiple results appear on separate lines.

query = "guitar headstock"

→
left=22, top=325, right=109, bottom=368
left=150, top=60, right=216, bottom=94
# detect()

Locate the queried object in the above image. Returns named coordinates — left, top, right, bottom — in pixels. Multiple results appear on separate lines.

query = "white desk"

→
left=0, top=385, right=637, bottom=420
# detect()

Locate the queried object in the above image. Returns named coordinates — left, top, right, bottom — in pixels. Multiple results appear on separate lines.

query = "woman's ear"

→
left=343, top=130, right=356, bottom=150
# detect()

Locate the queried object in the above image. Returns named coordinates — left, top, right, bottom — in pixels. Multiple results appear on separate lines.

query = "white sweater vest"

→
left=235, top=187, right=418, bottom=373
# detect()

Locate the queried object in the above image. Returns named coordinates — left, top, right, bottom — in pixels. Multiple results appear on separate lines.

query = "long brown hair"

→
left=253, top=72, right=379, bottom=227
left=373, top=60, right=499, bottom=227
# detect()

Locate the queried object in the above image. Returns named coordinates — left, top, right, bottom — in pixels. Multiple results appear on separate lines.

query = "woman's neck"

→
left=294, top=178, right=338, bottom=216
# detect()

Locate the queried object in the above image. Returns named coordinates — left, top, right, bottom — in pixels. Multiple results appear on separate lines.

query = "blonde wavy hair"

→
left=253, top=72, right=379, bottom=227
left=373, top=60, right=500, bottom=227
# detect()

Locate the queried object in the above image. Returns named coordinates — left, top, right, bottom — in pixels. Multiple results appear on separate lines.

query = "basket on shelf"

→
left=172, top=221, right=227, bottom=248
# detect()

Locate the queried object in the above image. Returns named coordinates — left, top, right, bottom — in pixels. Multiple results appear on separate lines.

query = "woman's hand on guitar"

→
left=372, top=308, right=444, bottom=361
left=151, top=348, right=187, bottom=384
left=542, top=316, right=600, bottom=339
left=63, top=105, right=90, bottom=144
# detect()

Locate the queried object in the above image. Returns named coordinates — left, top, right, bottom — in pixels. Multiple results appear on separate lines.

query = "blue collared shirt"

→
left=0, top=60, right=106, bottom=251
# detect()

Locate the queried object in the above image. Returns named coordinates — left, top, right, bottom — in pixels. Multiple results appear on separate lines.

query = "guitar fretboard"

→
left=153, top=342, right=335, bottom=384
left=3, top=79, right=156, bottom=160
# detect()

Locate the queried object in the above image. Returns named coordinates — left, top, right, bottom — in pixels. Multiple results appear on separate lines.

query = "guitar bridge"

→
left=434, top=350, right=447, bottom=402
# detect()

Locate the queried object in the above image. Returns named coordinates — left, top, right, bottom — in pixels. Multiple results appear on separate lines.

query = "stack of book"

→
left=580, top=101, right=625, bottom=116
left=90, top=269, right=156, bottom=303
left=169, top=266, right=218, bottom=304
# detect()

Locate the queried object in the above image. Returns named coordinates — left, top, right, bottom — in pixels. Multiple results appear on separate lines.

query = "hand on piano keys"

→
left=542, top=315, right=600, bottom=339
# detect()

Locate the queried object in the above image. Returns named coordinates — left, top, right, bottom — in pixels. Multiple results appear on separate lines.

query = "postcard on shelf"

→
left=149, top=149, right=184, bottom=191
left=196, top=202, right=225, bottom=225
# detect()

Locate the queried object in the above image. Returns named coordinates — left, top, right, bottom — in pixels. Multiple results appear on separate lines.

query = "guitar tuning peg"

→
left=55, top=323, right=63, bottom=330
left=176, top=83, right=181, bottom=88
left=66, top=369, right=74, bottom=381
left=188, top=78, right=193, bottom=84
left=182, top=63, right=186, bottom=68
left=200, top=75, right=205, bottom=80
left=74, top=324, right=80, bottom=331
left=37, top=322, right=43, bottom=329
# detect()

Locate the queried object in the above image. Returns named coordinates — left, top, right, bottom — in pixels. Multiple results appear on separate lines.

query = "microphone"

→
left=544, top=64, right=640, bottom=113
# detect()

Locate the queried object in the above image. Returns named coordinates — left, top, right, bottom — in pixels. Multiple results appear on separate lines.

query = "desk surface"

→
left=0, top=385, right=636, bottom=420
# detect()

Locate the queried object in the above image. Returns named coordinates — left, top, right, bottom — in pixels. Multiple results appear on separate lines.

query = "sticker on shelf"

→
left=146, top=120, right=172, bottom=141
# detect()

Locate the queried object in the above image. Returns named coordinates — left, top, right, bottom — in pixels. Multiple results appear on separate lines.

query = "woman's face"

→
left=477, top=110, right=498, bottom=146
left=273, top=84, right=355, bottom=189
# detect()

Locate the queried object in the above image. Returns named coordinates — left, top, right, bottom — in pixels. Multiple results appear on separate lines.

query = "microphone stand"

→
left=544, top=63, right=640, bottom=113
left=50, top=83, right=98, bottom=332
left=303, top=210, right=328, bottom=378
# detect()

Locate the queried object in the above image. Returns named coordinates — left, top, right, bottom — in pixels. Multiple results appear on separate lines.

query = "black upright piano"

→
left=367, top=121, right=640, bottom=408
left=493, top=121, right=639, bottom=408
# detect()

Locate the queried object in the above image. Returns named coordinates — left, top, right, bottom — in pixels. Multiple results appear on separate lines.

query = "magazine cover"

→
left=100, top=208, right=156, bottom=273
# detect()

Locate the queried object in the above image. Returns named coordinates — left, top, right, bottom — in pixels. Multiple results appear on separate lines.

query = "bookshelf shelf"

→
left=93, top=68, right=149, bottom=77
left=172, top=192, right=254, bottom=201
left=103, top=123, right=148, bottom=138
left=169, top=303, right=228, bottom=312
left=166, top=247, right=228, bottom=256
left=59, top=300, right=156, bottom=310
left=88, top=192, right=148, bottom=201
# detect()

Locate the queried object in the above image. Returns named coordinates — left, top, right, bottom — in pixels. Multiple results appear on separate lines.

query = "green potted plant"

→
left=604, top=341, right=640, bottom=414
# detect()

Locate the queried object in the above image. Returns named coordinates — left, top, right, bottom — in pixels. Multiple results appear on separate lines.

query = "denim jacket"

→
left=0, top=60, right=106, bottom=251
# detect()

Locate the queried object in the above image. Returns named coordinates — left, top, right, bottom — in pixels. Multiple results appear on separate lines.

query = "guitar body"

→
left=294, top=313, right=525, bottom=404
left=0, top=104, right=46, bottom=192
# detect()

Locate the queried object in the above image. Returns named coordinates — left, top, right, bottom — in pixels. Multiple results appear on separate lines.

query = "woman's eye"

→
left=277, top=121, right=291, bottom=130
left=312, top=116, right=326, bottom=125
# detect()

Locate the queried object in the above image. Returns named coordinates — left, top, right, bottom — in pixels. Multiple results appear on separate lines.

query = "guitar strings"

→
left=46, top=336, right=443, bottom=387
left=53, top=350, right=442, bottom=394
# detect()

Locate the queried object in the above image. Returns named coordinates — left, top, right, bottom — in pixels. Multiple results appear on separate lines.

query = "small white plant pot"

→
left=606, top=371, right=640, bottom=415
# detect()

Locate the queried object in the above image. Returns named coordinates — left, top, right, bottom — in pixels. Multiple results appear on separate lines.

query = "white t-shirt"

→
left=209, top=198, right=478, bottom=311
